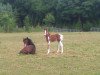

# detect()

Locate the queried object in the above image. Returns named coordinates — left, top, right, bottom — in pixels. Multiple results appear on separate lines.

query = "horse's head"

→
left=44, top=28, right=50, bottom=36
left=23, top=37, right=33, bottom=46
left=44, top=28, right=47, bottom=36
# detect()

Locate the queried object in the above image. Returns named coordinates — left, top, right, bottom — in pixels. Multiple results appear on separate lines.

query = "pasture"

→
left=0, top=32, right=100, bottom=75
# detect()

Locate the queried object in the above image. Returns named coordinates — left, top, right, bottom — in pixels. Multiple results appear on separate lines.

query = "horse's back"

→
left=50, top=34, right=60, bottom=42
left=20, top=45, right=36, bottom=54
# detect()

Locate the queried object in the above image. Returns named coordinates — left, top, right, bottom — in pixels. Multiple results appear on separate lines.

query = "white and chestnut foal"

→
left=44, top=29, right=63, bottom=54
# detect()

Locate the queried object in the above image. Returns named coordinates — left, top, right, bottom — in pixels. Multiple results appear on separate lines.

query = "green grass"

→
left=0, top=32, right=100, bottom=75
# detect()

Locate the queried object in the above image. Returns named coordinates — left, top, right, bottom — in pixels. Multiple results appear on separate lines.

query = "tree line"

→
left=0, top=0, right=100, bottom=32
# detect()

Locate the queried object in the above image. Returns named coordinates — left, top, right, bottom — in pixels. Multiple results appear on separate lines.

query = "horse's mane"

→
left=23, top=37, right=34, bottom=45
left=28, top=38, right=34, bottom=45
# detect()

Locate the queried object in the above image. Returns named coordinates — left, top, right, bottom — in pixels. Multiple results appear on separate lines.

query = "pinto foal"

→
left=44, top=29, right=63, bottom=54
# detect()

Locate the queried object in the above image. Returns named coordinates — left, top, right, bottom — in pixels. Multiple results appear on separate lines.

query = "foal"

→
left=19, top=37, right=36, bottom=54
left=44, top=29, right=63, bottom=54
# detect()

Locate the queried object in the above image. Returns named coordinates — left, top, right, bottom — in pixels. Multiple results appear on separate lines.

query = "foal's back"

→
left=50, top=34, right=60, bottom=42
left=22, top=45, right=36, bottom=54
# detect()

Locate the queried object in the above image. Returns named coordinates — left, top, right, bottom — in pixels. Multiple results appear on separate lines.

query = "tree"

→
left=1, top=0, right=100, bottom=31
left=24, top=15, right=31, bottom=31
left=43, top=13, right=55, bottom=26
left=0, top=3, right=16, bottom=32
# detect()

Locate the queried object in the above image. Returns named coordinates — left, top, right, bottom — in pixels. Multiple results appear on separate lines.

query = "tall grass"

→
left=0, top=32, right=100, bottom=75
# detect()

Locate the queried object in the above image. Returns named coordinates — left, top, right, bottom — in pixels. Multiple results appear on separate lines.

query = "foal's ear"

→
left=44, top=28, right=48, bottom=30
left=26, top=37, right=29, bottom=39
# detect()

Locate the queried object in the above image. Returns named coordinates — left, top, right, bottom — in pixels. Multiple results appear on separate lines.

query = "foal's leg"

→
left=59, top=34, right=63, bottom=53
left=59, top=41, right=63, bottom=53
left=47, top=41, right=50, bottom=54
left=57, top=42, right=60, bottom=53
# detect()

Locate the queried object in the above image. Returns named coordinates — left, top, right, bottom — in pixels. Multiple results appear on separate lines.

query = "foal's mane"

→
left=23, top=37, right=34, bottom=45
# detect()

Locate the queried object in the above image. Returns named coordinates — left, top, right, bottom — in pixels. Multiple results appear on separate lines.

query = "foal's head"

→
left=23, top=37, right=34, bottom=46
left=44, top=28, right=50, bottom=36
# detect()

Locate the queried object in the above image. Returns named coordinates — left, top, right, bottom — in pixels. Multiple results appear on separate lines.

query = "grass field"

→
left=0, top=32, right=100, bottom=75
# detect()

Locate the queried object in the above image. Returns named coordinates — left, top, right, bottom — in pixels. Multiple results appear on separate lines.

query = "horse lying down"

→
left=19, top=37, right=36, bottom=54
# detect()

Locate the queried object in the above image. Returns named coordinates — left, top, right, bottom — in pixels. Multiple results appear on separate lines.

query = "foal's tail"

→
left=59, top=34, right=63, bottom=41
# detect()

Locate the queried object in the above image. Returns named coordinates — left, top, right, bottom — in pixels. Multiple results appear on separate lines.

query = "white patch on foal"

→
left=44, top=30, right=46, bottom=35
left=59, top=34, right=63, bottom=41
left=47, top=36, right=50, bottom=54
left=57, top=34, right=63, bottom=53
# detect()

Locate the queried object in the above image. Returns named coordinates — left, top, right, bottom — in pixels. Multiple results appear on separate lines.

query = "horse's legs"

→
left=47, top=41, right=50, bottom=54
left=58, top=34, right=63, bottom=53
left=59, top=41, right=63, bottom=53
left=57, top=42, right=60, bottom=53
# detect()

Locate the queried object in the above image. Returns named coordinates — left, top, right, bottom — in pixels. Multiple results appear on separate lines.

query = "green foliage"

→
left=75, top=20, right=81, bottom=30
left=0, top=0, right=100, bottom=32
left=33, top=25, right=42, bottom=32
left=0, top=3, right=12, bottom=13
left=0, top=3, right=16, bottom=32
left=24, top=16, right=31, bottom=32
left=43, top=13, right=55, bottom=26
left=0, top=13, right=16, bottom=32
left=83, top=22, right=93, bottom=31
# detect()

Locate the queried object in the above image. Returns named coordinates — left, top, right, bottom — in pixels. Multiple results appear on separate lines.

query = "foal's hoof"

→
left=61, top=51, right=63, bottom=54
left=47, top=52, right=50, bottom=55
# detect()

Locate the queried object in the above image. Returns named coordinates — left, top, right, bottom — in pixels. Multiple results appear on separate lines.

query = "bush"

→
left=33, top=25, right=42, bottom=32
left=0, top=13, right=16, bottom=32
left=24, top=16, right=32, bottom=32
left=83, top=22, right=93, bottom=31
left=43, top=13, right=55, bottom=26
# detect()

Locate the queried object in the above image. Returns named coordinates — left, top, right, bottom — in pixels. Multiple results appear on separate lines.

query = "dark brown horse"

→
left=19, top=37, right=36, bottom=54
left=44, top=29, right=63, bottom=54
